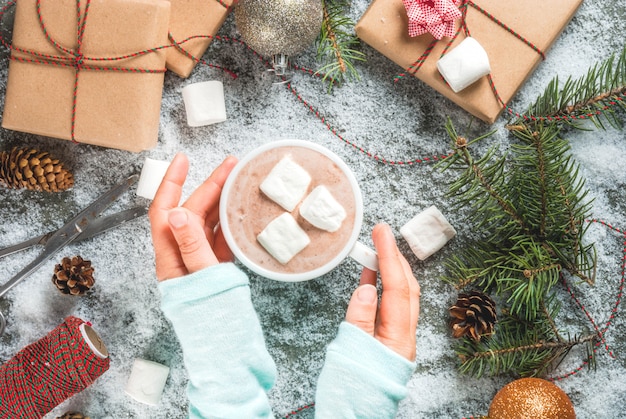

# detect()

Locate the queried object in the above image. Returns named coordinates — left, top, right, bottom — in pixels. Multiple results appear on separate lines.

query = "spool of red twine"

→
left=0, top=316, right=110, bottom=418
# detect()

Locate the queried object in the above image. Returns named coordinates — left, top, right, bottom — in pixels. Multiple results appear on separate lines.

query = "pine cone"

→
left=449, top=291, right=497, bottom=341
left=0, top=147, right=74, bottom=192
left=52, top=256, right=95, bottom=296
left=56, top=412, right=90, bottom=419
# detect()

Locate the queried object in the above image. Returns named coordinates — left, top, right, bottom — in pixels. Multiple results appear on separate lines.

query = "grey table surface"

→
left=0, top=1, right=625, bottom=418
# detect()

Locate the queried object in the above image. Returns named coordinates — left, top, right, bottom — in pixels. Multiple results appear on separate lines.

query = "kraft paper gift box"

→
left=355, top=0, right=583, bottom=123
left=165, top=0, right=238, bottom=78
left=2, top=0, right=171, bottom=152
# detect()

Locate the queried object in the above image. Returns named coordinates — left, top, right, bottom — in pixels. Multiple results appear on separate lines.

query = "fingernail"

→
left=374, top=222, right=391, bottom=235
left=168, top=208, right=188, bottom=229
left=357, top=284, right=377, bottom=304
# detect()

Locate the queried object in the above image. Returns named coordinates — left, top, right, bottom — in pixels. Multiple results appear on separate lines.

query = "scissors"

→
left=0, top=174, right=148, bottom=335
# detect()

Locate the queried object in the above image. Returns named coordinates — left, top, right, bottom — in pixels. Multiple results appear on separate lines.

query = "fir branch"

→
left=439, top=117, right=595, bottom=317
left=443, top=242, right=523, bottom=290
left=541, top=294, right=563, bottom=342
left=511, top=44, right=626, bottom=128
left=456, top=295, right=598, bottom=377
left=442, top=120, right=527, bottom=234
left=442, top=44, right=626, bottom=380
left=508, top=125, right=596, bottom=285
left=315, top=0, right=366, bottom=91
left=438, top=117, right=598, bottom=375
left=457, top=333, right=597, bottom=378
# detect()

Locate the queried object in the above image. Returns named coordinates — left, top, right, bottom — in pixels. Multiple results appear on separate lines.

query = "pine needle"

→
left=315, top=0, right=366, bottom=91
left=513, top=44, right=626, bottom=129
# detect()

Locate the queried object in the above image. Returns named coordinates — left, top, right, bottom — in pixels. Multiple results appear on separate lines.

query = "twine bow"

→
left=403, top=0, right=462, bottom=40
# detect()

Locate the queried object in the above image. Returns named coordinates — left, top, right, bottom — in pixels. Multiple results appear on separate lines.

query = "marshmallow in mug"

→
left=125, top=358, right=170, bottom=406
left=400, top=205, right=457, bottom=260
left=260, top=155, right=312, bottom=212
left=257, top=212, right=311, bottom=264
left=300, top=185, right=346, bottom=232
left=182, top=80, right=227, bottom=126
left=437, top=37, right=491, bottom=93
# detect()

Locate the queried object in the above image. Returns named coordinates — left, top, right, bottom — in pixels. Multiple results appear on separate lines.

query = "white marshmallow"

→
left=125, top=358, right=170, bottom=406
left=260, top=156, right=312, bottom=211
left=400, top=206, right=457, bottom=260
left=136, top=158, right=171, bottom=200
left=182, top=80, right=227, bottom=126
left=299, top=185, right=346, bottom=232
left=437, top=37, right=491, bottom=93
left=257, top=212, right=310, bottom=264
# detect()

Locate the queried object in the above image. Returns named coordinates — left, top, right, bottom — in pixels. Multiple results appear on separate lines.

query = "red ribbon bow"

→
left=403, top=0, right=462, bottom=40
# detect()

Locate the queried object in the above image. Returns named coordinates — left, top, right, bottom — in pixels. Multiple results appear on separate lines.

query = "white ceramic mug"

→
left=219, top=139, right=378, bottom=282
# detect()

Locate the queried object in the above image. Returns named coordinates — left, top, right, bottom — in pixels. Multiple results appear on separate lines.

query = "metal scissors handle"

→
left=0, top=174, right=140, bottom=334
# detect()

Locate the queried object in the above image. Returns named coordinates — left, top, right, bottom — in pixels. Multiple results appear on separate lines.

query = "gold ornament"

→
left=488, top=378, right=576, bottom=419
left=235, top=0, right=323, bottom=75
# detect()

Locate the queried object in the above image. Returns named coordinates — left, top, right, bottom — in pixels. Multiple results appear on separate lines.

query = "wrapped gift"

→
left=355, top=0, right=583, bottom=123
left=2, top=0, right=171, bottom=152
left=165, top=0, right=238, bottom=78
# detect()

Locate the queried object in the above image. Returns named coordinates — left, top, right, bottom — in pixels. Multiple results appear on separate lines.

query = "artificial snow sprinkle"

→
left=0, top=0, right=624, bottom=418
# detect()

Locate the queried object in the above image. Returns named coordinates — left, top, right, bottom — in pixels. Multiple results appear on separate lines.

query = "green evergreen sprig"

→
left=456, top=292, right=597, bottom=378
left=437, top=116, right=599, bottom=377
left=440, top=120, right=595, bottom=320
left=510, top=44, right=626, bottom=129
left=315, top=0, right=365, bottom=90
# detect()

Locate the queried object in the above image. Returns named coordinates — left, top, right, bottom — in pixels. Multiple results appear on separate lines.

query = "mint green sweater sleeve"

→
left=158, top=263, right=276, bottom=419
left=315, top=322, right=416, bottom=418
left=159, top=263, right=414, bottom=418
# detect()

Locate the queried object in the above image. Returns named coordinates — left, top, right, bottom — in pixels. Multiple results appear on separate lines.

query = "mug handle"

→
left=349, top=241, right=379, bottom=272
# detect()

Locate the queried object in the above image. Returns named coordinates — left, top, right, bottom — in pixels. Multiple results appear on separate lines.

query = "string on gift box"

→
left=395, top=0, right=626, bottom=123
left=0, top=0, right=240, bottom=145
left=166, top=0, right=238, bottom=76
left=0, top=0, right=170, bottom=143
left=213, top=0, right=235, bottom=11
left=0, top=316, right=109, bottom=419
left=162, top=33, right=239, bottom=79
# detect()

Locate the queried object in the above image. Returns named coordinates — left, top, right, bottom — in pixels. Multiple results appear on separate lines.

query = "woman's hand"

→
left=345, top=223, right=420, bottom=361
left=148, top=153, right=238, bottom=281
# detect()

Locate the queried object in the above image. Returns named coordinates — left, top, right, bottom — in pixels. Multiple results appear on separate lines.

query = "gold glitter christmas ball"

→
left=488, top=378, right=575, bottom=419
left=235, top=0, right=323, bottom=57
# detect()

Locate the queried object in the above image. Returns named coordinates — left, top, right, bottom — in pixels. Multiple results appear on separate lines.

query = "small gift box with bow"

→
left=2, top=0, right=171, bottom=152
left=356, top=0, right=583, bottom=123
left=165, top=0, right=238, bottom=78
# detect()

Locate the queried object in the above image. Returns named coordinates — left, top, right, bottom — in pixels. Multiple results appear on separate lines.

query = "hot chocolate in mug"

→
left=219, top=139, right=378, bottom=282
